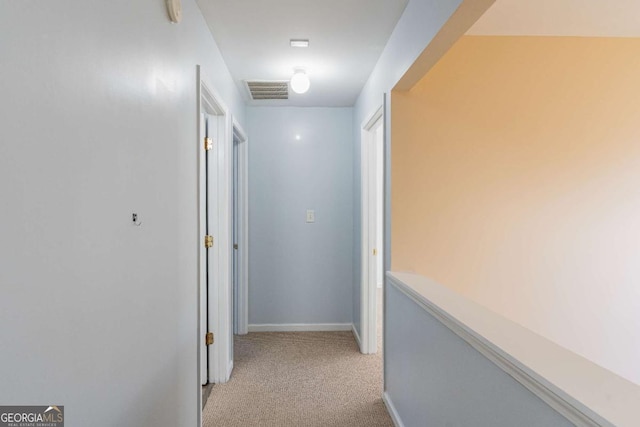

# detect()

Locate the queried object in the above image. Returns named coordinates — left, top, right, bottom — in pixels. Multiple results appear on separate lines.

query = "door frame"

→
left=197, top=65, right=234, bottom=396
left=232, top=120, right=249, bottom=335
left=359, top=105, right=384, bottom=355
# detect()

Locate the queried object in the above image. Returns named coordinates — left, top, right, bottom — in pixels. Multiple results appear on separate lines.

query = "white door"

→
left=232, top=136, right=239, bottom=336
left=367, top=118, right=383, bottom=349
left=201, top=113, right=218, bottom=385
left=197, top=67, right=234, bottom=387
left=360, top=105, right=384, bottom=355
left=200, top=113, right=207, bottom=385
left=375, top=125, right=384, bottom=288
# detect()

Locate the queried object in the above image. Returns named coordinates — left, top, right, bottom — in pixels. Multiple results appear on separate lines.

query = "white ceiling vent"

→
left=245, top=80, right=289, bottom=100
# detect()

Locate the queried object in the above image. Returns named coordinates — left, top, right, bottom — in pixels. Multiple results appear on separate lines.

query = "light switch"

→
left=306, top=209, right=315, bottom=223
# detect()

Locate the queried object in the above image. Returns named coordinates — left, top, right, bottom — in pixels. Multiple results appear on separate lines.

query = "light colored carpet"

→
left=203, top=289, right=389, bottom=427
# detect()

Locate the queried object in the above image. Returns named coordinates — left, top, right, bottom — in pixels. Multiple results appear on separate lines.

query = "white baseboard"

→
left=352, top=324, right=362, bottom=351
left=248, top=323, right=352, bottom=332
left=383, top=392, right=405, bottom=427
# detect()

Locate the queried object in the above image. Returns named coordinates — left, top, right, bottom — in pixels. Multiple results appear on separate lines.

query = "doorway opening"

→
left=197, top=65, right=240, bottom=422
left=198, top=69, right=229, bottom=388
left=360, top=105, right=384, bottom=355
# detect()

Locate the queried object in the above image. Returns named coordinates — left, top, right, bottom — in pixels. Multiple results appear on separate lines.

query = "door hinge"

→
left=206, top=332, right=214, bottom=346
left=233, top=243, right=238, bottom=250
left=204, top=235, right=214, bottom=248
left=204, top=137, right=213, bottom=151
left=373, top=248, right=377, bottom=256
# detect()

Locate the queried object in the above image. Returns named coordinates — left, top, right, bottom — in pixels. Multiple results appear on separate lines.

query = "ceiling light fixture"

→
left=290, top=69, right=310, bottom=94
left=290, top=39, right=309, bottom=48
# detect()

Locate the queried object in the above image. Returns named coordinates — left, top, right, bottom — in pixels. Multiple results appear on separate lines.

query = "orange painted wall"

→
left=392, top=36, right=640, bottom=385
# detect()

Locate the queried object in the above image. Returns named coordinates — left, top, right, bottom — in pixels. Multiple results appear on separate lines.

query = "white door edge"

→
left=360, top=104, right=384, bottom=355
left=232, top=119, right=249, bottom=336
left=197, top=65, right=235, bottom=393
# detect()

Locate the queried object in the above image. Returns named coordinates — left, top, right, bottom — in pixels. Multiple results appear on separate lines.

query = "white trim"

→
left=231, top=119, right=249, bottom=336
left=359, top=105, right=384, bottom=355
left=387, top=272, right=639, bottom=427
left=363, top=105, right=384, bottom=131
left=227, top=359, right=234, bottom=380
left=248, top=323, right=352, bottom=332
left=351, top=324, right=362, bottom=349
left=383, top=392, right=405, bottom=427
left=197, top=65, right=234, bottom=386
left=212, top=105, right=233, bottom=385
left=233, top=119, right=248, bottom=142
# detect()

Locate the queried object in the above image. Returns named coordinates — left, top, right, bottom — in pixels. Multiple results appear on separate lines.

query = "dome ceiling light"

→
left=290, top=69, right=310, bottom=94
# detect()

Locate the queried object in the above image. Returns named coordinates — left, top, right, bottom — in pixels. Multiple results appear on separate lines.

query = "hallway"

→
left=204, top=291, right=387, bottom=426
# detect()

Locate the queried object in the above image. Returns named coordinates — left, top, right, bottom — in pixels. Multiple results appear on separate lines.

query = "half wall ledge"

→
left=387, top=271, right=640, bottom=427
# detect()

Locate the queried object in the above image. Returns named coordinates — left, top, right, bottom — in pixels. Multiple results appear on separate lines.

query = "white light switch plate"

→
left=306, top=210, right=315, bottom=223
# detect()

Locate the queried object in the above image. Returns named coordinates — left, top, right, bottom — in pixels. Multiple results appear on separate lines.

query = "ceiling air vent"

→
left=245, top=80, right=289, bottom=100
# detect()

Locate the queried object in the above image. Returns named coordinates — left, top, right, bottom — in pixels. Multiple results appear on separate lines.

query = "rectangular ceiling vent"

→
left=245, top=80, right=289, bottom=100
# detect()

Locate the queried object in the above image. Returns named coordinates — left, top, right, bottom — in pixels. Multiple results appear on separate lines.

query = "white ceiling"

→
left=196, top=0, right=408, bottom=107
left=467, top=0, right=640, bottom=37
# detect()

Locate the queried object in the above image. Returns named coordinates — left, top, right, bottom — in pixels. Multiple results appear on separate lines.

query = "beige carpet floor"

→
left=203, top=289, right=390, bottom=427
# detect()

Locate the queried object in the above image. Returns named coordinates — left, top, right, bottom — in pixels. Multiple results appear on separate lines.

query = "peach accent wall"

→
left=392, top=36, right=640, bottom=385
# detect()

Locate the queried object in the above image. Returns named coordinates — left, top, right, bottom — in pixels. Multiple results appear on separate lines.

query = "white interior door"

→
left=207, top=114, right=221, bottom=384
left=232, top=136, right=239, bottom=335
left=232, top=124, right=249, bottom=336
left=375, top=125, right=384, bottom=288
left=197, top=67, right=235, bottom=391
left=360, top=105, right=384, bottom=355
left=200, top=113, right=207, bottom=385
left=200, top=114, right=218, bottom=385
left=367, top=119, right=383, bottom=351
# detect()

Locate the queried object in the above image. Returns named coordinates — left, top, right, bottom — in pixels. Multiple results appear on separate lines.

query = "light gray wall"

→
left=0, top=1, right=244, bottom=426
left=352, top=0, right=463, bottom=337
left=247, top=107, right=353, bottom=325
left=385, top=283, right=573, bottom=427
